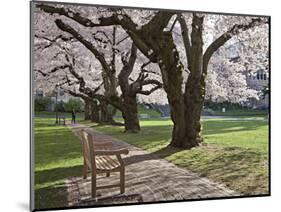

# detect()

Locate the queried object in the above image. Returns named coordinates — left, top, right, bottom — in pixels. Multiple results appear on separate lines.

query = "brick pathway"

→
left=66, top=123, right=240, bottom=206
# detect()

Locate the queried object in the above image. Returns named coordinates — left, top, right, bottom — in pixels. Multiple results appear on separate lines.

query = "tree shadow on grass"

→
left=35, top=165, right=83, bottom=185
left=202, top=119, right=267, bottom=136
left=35, top=165, right=83, bottom=210
left=123, top=145, right=184, bottom=165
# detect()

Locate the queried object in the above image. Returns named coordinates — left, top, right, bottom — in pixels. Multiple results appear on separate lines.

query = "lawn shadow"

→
left=202, top=119, right=267, bottom=136
left=35, top=165, right=84, bottom=209
left=35, top=165, right=83, bottom=185
left=123, top=145, right=184, bottom=165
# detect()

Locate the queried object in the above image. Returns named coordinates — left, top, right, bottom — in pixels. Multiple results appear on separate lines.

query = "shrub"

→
left=64, top=99, right=83, bottom=112
left=35, top=97, right=53, bottom=112
left=55, top=100, right=65, bottom=112
left=204, top=101, right=245, bottom=111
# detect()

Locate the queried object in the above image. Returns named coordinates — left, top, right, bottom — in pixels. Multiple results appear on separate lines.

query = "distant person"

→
left=71, top=109, right=76, bottom=124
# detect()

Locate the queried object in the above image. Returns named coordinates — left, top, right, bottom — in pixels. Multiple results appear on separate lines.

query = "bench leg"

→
left=120, top=167, right=125, bottom=194
left=83, top=159, right=87, bottom=179
left=106, top=172, right=110, bottom=177
left=91, top=170, right=97, bottom=198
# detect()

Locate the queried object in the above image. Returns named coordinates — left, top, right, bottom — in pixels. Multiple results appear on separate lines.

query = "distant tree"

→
left=34, top=97, right=53, bottom=111
left=34, top=7, right=162, bottom=132
left=64, top=99, right=83, bottom=112
left=261, top=83, right=269, bottom=99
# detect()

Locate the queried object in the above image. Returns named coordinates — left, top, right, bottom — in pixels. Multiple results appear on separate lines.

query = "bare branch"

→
left=92, top=30, right=112, bottom=45
left=116, top=35, right=129, bottom=45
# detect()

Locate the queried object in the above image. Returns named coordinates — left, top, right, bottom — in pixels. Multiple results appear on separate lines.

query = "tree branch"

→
left=177, top=14, right=191, bottom=63
left=36, top=4, right=164, bottom=62
left=119, top=43, right=138, bottom=78
left=34, top=69, right=48, bottom=77
left=54, top=19, right=112, bottom=75
left=203, top=17, right=268, bottom=74
left=66, top=89, right=93, bottom=101
left=36, top=4, right=103, bottom=27
left=137, top=83, right=163, bottom=95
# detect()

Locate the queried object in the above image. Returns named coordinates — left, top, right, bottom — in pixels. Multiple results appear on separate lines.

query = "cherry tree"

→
left=35, top=3, right=269, bottom=148
left=34, top=5, right=163, bottom=132
left=34, top=33, right=104, bottom=122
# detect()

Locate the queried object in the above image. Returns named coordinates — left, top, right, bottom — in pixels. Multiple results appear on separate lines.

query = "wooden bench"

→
left=80, top=129, right=129, bottom=198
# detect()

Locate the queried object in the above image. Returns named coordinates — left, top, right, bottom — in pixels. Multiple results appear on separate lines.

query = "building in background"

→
left=246, top=70, right=269, bottom=109
left=35, top=88, right=78, bottom=111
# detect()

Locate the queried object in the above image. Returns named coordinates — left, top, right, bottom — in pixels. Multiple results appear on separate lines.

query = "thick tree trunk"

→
left=117, top=44, right=140, bottom=133
left=84, top=100, right=91, bottom=121
left=181, top=14, right=205, bottom=148
left=155, top=32, right=199, bottom=148
left=121, top=95, right=140, bottom=133
left=90, top=100, right=100, bottom=123
left=84, top=99, right=100, bottom=122
left=182, top=75, right=205, bottom=148
left=167, top=77, right=204, bottom=149
left=100, top=100, right=115, bottom=124
left=156, top=18, right=205, bottom=149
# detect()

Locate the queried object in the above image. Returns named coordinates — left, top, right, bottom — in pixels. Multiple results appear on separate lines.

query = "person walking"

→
left=71, top=109, right=76, bottom=124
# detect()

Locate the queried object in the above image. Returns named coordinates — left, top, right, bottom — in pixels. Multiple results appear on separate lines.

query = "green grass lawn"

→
left=35, top=105, right=161, bottom=120
left=34, top=118, right=83, bottom=209
left=90, top=117, right=269, bottom=195
left=115, top=105, right=162, bottom=118
left=35, top=111, right=85, bottom=120
left=34, top=115, right=269, bottom=209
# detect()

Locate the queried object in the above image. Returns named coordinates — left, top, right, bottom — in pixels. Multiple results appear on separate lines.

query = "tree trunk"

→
left=167, top=75, right=205, bottom=149
left=156, top=21, right=205, bottom=149
left=182, top=75, right=205, bottom=148
left=89, top=100, right=100, bottom=123
left=100, top=100, right=115, bottom=124
left=153, top=32, right=195, bottom=148
left=84, top=100, right=91, bottom=121
left=121, top=94, right=140, bottom=133
left=84, top=99, right=100, bottom=122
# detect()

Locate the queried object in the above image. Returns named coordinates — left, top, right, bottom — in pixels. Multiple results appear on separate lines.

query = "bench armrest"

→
left=94, top=148, right=129, bottom=156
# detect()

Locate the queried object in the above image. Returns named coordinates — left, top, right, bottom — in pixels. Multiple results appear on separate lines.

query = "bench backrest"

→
left=81, top=130, right=96, bottom=170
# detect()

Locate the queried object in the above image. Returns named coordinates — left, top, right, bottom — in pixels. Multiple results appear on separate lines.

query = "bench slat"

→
left=96, top=156, right=120, bottom=170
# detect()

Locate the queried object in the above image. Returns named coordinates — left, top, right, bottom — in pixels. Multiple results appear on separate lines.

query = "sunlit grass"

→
left=34, top=115, right=269, bottom=210
left=92, top=117, right=269, bottom=195
left=34, top=118, right=83, bottom=209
